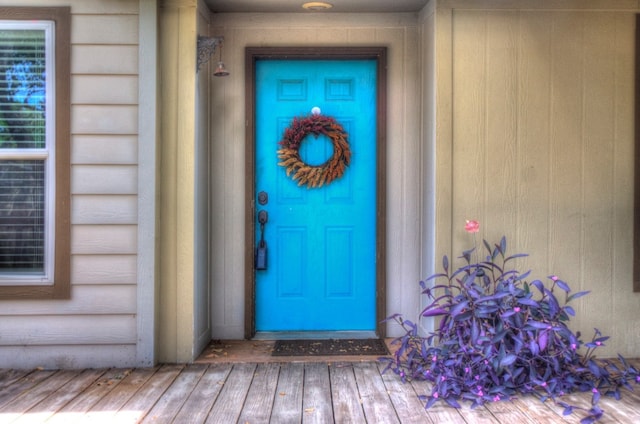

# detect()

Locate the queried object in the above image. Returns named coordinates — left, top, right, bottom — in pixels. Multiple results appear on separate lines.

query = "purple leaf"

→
left=518, top=298, right=539, bottom=307
left=444, top=397, right=461, bottom=408
left=423, top=308, right=448, bottom=317
left=500, top=310, right=516, bottom=318
left=450, top=300, right=469, bottom=317
left=471, top=319, right=480, bottom=344
left=505, top=253, right=529, bottom=262
left=555, top=279, right=570, bottom=292
left=526, top=320, right=551, bottom=329
left=531, top=279, right=545, bottom=293
left=425, top=396, right=438, bottom=409
left=500, top=354, right=517, bottom=367
left=538, top=331, right=548, bottom=351
left=567, top=290, right=590, bottom=302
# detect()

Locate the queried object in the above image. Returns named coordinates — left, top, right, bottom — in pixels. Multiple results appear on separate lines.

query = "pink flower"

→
left=433, top=392, right=439, bottom=399
left=513, top=307, right=521, bottom=313
left=550, top=275, right=559, bottom=281
left=493, top=395, right=501, bottom=402
left=465, top=220, right=480, bottom=233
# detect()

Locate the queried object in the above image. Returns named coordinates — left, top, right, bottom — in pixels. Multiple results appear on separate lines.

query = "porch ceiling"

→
left=204, top=0, right=430, bottom=13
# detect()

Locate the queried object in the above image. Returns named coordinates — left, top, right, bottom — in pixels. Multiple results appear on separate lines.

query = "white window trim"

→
left=0, top=20, right=56, bottom=285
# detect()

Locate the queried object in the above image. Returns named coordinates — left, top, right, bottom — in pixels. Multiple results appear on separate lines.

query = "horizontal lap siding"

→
left=0, top=0, right=140, bottom=368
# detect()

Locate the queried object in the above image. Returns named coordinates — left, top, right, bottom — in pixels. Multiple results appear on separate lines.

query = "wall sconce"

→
left=197, top=35, right=229, bottom=76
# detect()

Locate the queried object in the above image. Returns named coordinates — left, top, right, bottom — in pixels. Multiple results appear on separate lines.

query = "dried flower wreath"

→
left=277, top=113, right=350, bottom=188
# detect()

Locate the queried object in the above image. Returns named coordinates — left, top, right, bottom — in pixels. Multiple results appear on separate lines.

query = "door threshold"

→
left=253, top=331, right=378, bottom=340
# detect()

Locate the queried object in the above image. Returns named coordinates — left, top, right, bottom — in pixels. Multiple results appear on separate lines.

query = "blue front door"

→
left=255, top=59, right=377, bottom=332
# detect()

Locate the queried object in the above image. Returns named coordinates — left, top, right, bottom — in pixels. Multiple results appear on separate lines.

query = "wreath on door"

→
left=277, top=111, right=351, bottom=188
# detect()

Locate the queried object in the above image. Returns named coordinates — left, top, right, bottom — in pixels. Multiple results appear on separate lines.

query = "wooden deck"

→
left=1, top=358, right=640, bottom=424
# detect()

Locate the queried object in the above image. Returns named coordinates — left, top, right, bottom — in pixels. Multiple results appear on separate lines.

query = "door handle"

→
left=255, top=210, right=268, bottom=270
left=258, top=210, right=268, bottom=225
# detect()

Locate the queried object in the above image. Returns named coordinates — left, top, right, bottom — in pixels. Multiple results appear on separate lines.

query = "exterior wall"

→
left=208, top=12, right=425, bottom=339
left=435, top=0, right=640, bottom=356
left=0, top=0, right=150, bottom=368
left=157, top=0, right=201, bottom=363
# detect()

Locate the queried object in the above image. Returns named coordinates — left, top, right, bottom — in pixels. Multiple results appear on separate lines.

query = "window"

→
left=0, top=7, right=70, bottom=299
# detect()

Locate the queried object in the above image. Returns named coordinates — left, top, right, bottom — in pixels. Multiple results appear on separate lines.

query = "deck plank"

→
left=0, top=370, right=56, bottom=410
left=140, top=363, right=210, bottom=424
left=11, top=369, right=105, bottom=424
left=456, top=403, right=500, bottom=424
left=353, top=362, right=401, bottom=424
left=302, top=362, right=333, bottom=423
left=112, top=364, right=184, bottom=423
left=45, top=368, right=135, bottom=424
left=482, top=397, right=539, bottom=424
left=0, top=370, right=79, bottom=422
left=377, top=362, right=436, bottom=423
left=329, top=363, right=367, bottom=423
left=271, top=362, right=304, bottom=423
left=597, top=394, right=640, bottom=423
left=204, top=363, right=257, bottom=424
left=510, top=396, right=580, bottom=423
left=170, top=363, right=232, bottom=424
left=237, top=362, right=280, bottom=424
left=82, top=367, right=158, bottom=422
left=0, top=370, right=29, bottom=392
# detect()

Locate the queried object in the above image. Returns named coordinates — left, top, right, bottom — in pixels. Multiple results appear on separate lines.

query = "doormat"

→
left=272, top=338, right=389, bottom=357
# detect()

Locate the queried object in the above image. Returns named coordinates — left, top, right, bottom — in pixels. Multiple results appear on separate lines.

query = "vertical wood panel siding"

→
left=0, top=0, right=140, bottom=368
left=445, top=9, right=638, bottom=356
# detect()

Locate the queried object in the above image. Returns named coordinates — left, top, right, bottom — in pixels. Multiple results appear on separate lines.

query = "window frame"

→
left=0, top=6, right=70, bottom=299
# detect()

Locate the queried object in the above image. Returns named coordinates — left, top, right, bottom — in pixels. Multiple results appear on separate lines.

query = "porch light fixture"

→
left=302, top=2, right=333, bottom=11
left=197, top=35, right=229, bottom=76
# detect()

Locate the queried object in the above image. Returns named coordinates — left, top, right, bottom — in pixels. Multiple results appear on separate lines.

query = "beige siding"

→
left=72, top=76, right=139, bottom=105
left=72, top=255, right=137, bottom=285
left=0, top=0, right=140, bottom=368
left=208, top=13, right=424, bottom=339
left=73, top=135, right=138, bottom=164
left=73, top=195, right=138, bottom=224
left=72, top=165, right=138, bottom=194
left=436, top=3, right=640, bottom=356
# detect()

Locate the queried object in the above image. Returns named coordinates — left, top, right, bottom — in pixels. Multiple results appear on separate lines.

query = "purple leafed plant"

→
left=382, top=223, right=639, bottom=424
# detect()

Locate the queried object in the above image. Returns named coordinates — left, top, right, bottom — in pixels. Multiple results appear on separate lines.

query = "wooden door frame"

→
left=244, top=46, right=387, bottom=339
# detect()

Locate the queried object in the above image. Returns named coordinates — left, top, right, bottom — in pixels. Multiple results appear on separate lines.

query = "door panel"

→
left=255, top=59, right=377, bottom=332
